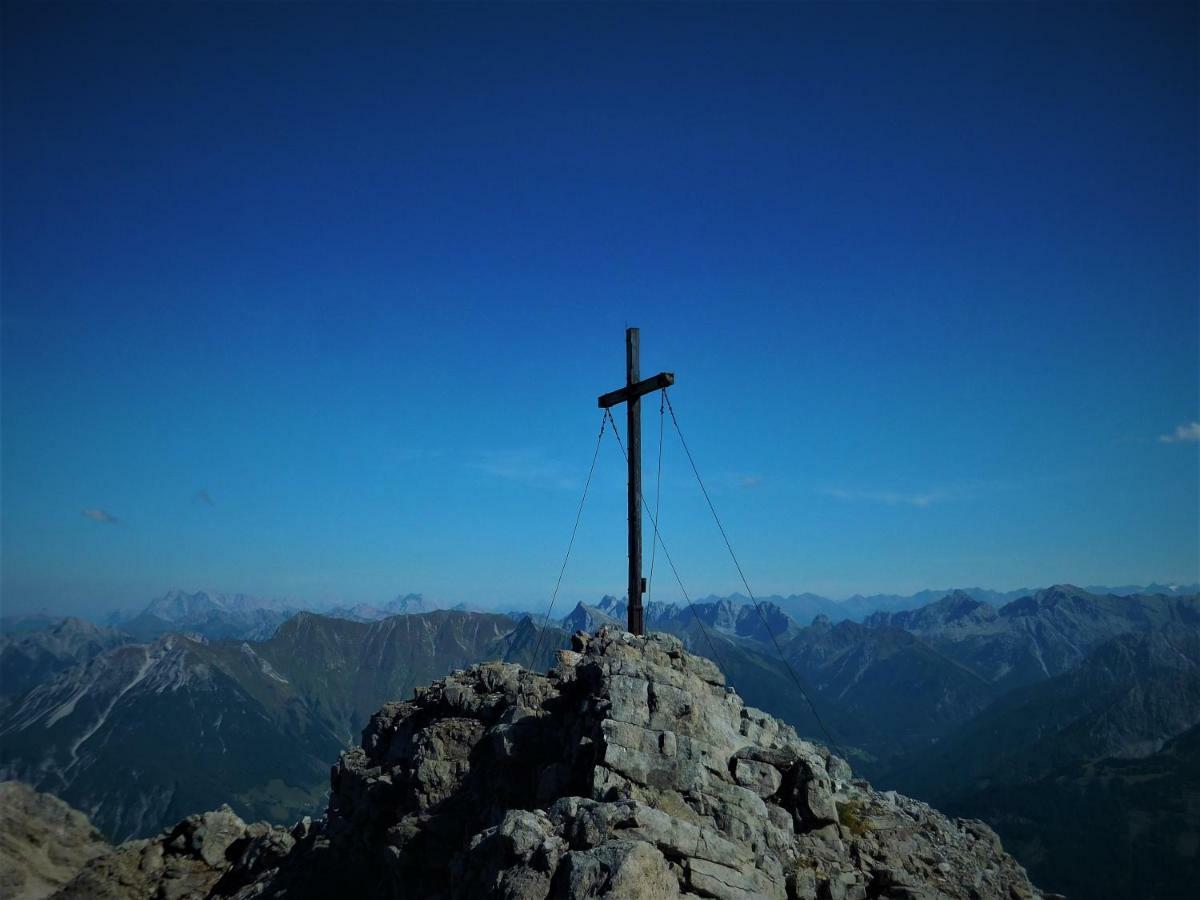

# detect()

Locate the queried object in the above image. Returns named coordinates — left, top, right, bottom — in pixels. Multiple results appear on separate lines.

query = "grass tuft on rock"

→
left=837, top=799, right=869, bottom=836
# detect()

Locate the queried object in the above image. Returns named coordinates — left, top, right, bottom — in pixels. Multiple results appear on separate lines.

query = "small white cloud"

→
left=819, top=484, right=979, bottom=507
left=82, top=508, right=119, bottom=524
left=737, top=474, right=762, bottom=489
left=1159, top=422, right=1200, bottom=444
left=473, top=451, right=578, bottom=490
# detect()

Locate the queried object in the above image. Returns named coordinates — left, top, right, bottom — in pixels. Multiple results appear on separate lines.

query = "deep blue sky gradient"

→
left=2, top=2, right=1197, bottom=615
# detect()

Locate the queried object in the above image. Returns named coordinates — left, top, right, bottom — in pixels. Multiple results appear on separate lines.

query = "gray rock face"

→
left=55, top=629, right=1047, bottom=899
left=0, top=782, right=111, bottom=900
left=52, top=806, right=293, bottom=900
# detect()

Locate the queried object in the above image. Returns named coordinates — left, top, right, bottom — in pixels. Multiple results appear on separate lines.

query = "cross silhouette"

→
left=597, top=328, right=674, bottom=635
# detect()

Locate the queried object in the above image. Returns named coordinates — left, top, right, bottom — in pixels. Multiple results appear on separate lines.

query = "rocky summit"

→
left=52, top=629, right=1048, bottom=899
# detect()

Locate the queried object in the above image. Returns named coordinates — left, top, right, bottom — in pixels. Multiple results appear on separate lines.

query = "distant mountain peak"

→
left=561, top=601, right=621, bottom=633
left=592, top=595, right=625, bottom=621
left=930, top=590, right=996, bottom=622
left=1042, top=583, right=1088, bottom=596
left=943, top=589, right=980, bottom=602
left=384, top=593, right=440, bottom=614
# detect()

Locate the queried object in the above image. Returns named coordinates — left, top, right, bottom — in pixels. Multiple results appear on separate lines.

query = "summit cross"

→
left=597, top=327, right=674, bottom=636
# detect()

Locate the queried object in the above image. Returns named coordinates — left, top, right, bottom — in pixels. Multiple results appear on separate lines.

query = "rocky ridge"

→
left=54, top=628, right=1048, bottom=899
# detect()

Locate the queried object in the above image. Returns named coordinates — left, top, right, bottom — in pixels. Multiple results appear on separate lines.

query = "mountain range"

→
left=322, top=592, right=485, bottom=623
left=864, top=585, right=1200, bottom=689
left=0, top=618, right=131, bottom=714
left=3, top=583, right=1197, bottom=897
left=0, top=611, right=564, bottom=840
left=111, top=590, right=305, bottom=642
left=5, top=630, right=1049, bottom=900
left=16, top=581, right=1192, bottom=643
left=891, top=623, right=1200, bottom=900
left=89, top=590, right=484, bottom=641
left=889, top=624, right=1200, bottom=802
left=547, top=581, right=1199, bottom=631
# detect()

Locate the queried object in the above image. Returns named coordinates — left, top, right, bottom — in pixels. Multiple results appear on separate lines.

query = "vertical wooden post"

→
left=598, top=330, right=671, bottom=636
left=626, top=327, right=644, bottom=635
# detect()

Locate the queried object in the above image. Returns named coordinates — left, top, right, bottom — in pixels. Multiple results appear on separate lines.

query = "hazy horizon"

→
left=6, top=579, right=1200, bottom=622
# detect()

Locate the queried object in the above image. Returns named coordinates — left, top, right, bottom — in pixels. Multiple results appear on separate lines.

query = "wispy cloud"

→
left=700, top=472, right=765, bottom=491
left=394, top=448, right=443, bottom=464
left=819, top=484, right=980, bottom=508
left=473, top=451, right=578, bottom=490
left=82, top=507, right=120, bottom=524
left=193, top=488, right=215, bottom=506
left=1159, top=422, right=1200, bottom=444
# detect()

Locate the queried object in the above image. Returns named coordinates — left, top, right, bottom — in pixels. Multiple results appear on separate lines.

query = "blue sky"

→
left=2, top=2, right=1196, bottom=616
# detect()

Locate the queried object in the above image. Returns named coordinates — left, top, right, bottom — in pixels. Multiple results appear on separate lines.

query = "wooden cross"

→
left=597, top=328, right=674, bottom=635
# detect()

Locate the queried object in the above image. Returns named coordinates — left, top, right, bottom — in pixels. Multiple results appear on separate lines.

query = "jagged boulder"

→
left=53, top=806, right=294, bottom=900
left=55, top=629, right=1047, bottom=899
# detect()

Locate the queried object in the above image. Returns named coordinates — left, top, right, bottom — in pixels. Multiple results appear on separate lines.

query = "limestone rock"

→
left=52, top=628, right=1049, bottom=899
left=555, top=840, right=678, bottom=899
left=52, top=805, right=292, bottom=900
left=0, top=782, right=111, bottom=900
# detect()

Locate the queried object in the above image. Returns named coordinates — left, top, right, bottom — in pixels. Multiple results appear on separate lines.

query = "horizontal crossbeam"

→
left=597, top=372, right=674, bottom=408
